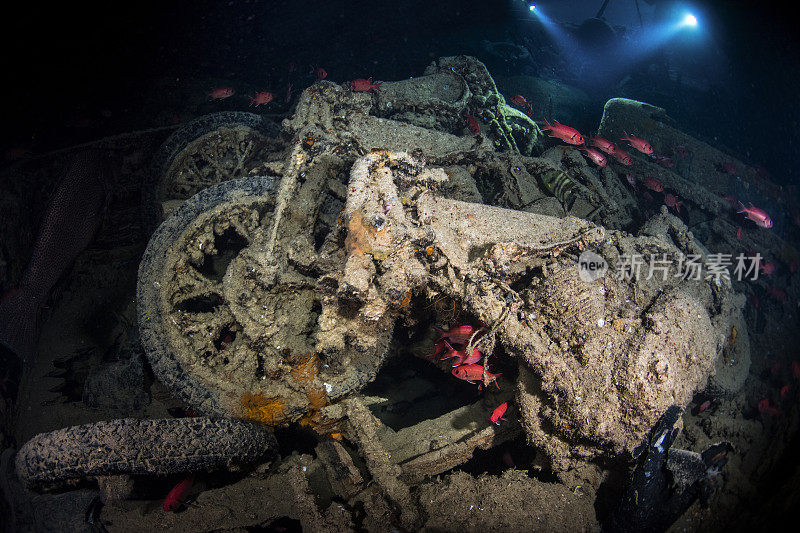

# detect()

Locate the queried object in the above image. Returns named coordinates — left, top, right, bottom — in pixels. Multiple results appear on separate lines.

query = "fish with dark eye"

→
left=651, top=153, right=674, bottom=168
left=452, top=364, right=501, bottom=388
left=588, top=135, right=617, bottom=155
left=439, top=340, right=483, bottom=367
left=612, top=147, right=633, bottom=165
left=581, top=147, right=607, bottom=167
left=541, top=118, right=584, bottom=145
left=248, top=91, right=274, bottom=107
left=163, top=474, right=196, bottom=512
left=433, top=324, right=483, bottom=346
left=642, top=176, right=664, bottom=192
left=664, top=193, right=683, bottom=214
left=508, top=94, right=533, bottom=116
left=206, top=87, right=235, bottom=100
left=620, top=131, right=653, bottom=154
left=737, top=202, right=773, bottom=228
left=464, top=113, right=480, bottom=135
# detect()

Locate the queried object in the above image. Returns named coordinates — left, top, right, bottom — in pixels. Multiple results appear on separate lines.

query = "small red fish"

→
left=490, top=401, right=509, bottom=425
left=541, top=118, right=584, bottom=145
left=349, top=77, right=382, bottom=93
left=581, top=147, right=607, bottom=167
left=440, top=340, right=482, bottom=367
left=434, top=325, right=482, bottom=346
left=664, top=193, right=682, bottom=214
left=248, top=91, right=274, bottom=107
left=674, top=145, right=689, bottom=157
left=758, top=398, right=779, bottom=417
left=588, top=135, right=617, bottom=155
left=427, top=339, right=448, bottom=360
left=738, top=202, right=773, bottom=228
left=651, top=153, right=674, bottom=168
left=736, top=227, right=742, bottom=240
left=206, top=87, right=235, bottom=100
left=309, top=66, right=327, bottom=80
left=698, top=400, right=712, bottom=413
left=643, top=176, right=664, bottom=193
left=163, top=474, right=195, bottom=512
left=760, top=262, right=776, bottom=276
left=464, top=113, right=480, bottom=135
left=793, top=361, right=800, bottom=381
left=452, top=364, right=501, bottom=388
left=718, top=162, right=737, bottom=175
left=509, top=95, right=533, bottom=116
left=612, top=148, right=633, bottom=166
left=621, top=131, right=653, bottom=154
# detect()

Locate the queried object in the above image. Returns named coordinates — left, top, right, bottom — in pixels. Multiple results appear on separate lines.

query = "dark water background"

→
left=2, top=0, right=799, bottom=185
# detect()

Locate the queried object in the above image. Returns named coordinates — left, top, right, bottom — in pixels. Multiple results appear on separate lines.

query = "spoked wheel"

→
left=143, top=112, right=285, bottom=233
left=137, top=176, right=385, bottom=427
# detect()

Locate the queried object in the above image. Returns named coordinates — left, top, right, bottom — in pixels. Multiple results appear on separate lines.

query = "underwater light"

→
left=529, top=4, right=536, bottom=11
left=681, top=13, right=698, bottom=27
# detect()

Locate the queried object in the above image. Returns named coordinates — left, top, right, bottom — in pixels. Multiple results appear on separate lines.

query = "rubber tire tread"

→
left=137, top=176, right=278, bottom=417
left=142, top=111, right=281, bottom=234
left=15, top=416, right=277, bottom=489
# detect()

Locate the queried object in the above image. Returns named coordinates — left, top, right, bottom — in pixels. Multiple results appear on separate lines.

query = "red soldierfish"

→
left=588, top=135, right=617, bottom=155
left=207, top=87, right=235, bottom=100
left=440, top=340, right=482, bottom=367
left=163, top=474, right=195, bottom=512
left=581, top=147, right=607, bottom=167
left=541, top=119, right=584, bottom=145
left=309, top=66, right=327, bottom=80
left=490, top=401, right=509, bottom=425
left=509, top=95, right=533, bottom=116
left=793, top=361, right=800, bottom=381
left=664, top=193, right=682, bottom=214
left=642, top=176, right=663, bottom=192
left=248, top=91, right=274, bottom=107
left=621, top=132, right=653, bottom=154
left=427, top=339, right=448, bottom=360
left=434, top=325, right=481, bottom=346
left=738, top=202, right=773, bottom=228
left=612, top=147, right=633, bottom=165
left=651, top=153, right=674, bottom=168
left=464, top=113, right=480, bottom=135
left=736, top=227, right=742, bottom=240
left=452, top=364, right=501, bottom=387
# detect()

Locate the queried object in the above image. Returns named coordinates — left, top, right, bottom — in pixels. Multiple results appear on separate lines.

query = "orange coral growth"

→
left=288, top=352, right=319, bottom=385
left=345, top=209, right=374, bottom=257
left=240, top=393, right=286, bottom=426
